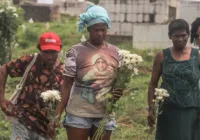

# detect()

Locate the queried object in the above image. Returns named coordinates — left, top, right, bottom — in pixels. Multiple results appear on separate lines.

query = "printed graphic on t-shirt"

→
left=80, top=53, right=116, bottom=104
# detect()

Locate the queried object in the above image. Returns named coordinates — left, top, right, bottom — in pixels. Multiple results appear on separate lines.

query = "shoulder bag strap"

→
left=9, top=53, right=38, bottom=101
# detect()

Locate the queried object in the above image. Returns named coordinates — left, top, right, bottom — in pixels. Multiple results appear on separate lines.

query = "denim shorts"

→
left=63, top=113, right=116, bottom=131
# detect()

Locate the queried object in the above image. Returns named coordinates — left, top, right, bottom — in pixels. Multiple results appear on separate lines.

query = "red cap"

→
left=39, top=32, right=61, bottom=52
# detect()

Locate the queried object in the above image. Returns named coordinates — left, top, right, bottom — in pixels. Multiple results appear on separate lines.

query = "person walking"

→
left=0, top=32, right=64, bottom=140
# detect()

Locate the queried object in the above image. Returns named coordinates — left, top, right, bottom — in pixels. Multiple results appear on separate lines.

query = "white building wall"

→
left=132, top=24, right=172, bottom=48
left=99, top=0, right=200, bottom=48
left=179, top=0, right=200, bottom=24
left=99, top=0, right=180, bottom=37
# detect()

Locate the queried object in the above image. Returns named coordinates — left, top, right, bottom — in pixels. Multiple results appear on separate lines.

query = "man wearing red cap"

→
left=0, top=32, right=63, bottom=140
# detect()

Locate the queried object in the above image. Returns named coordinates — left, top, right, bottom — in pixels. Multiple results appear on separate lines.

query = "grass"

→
left=0, top=14, right=163, bottom=140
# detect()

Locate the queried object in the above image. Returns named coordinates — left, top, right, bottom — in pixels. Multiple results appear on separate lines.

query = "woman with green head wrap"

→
left=55, top=5, right=123, bottom=140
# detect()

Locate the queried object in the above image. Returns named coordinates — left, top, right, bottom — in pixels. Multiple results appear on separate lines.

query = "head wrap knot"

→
left=77, top=5, right=110, bottom=32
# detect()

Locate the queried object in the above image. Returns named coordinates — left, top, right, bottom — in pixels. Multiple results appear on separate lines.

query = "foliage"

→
left=0, top=2, right=22, bottom=65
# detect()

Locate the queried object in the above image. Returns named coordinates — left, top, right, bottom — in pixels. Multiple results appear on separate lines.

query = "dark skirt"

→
left=156, top=105, right=200, bottom=140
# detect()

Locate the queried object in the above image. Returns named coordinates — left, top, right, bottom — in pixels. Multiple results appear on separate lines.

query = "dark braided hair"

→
left=190, top=17, right=200, bottom=44
left=168, top=19, right=189, bottom=37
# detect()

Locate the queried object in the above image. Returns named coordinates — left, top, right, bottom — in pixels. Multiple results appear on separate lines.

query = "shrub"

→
left=0, top=2, right=22, bottom=64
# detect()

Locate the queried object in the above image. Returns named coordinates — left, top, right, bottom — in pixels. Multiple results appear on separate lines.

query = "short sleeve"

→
left=6, top=55, right=33, bottom=78
left=63, top=49, right=77, bottom=77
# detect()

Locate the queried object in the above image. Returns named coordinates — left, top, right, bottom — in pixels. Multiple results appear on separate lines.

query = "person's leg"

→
left=28, top=131, right=51, bottom=140
left=11, top=120, right=30, bottom=140
left=11, top=120, right=51, bottom=140
left=66, top=125, right=90, bottom=140
left=90, top=125, right=112, bottom=140
left=37, top=134, right=52, bottom=140
left=63, top=113, right=92, bottom=140
left=90, top=117, right=116, bottom=140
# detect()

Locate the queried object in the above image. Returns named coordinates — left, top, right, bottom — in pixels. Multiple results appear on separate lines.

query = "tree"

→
left=0, top=2, right=21, bottom=65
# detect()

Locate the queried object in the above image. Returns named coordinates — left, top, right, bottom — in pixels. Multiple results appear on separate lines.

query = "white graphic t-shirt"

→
left=63, top=42, right=120, bottom=118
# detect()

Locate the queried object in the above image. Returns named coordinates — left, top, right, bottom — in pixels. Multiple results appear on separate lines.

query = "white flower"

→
left=130, top=59, right=137, bottom=65
left=118, top=50, right=130, bottom=59
left=123, top=59, right=130, bottom=65
left=80, top=35, right=86, bottom=42
left=137, top=55, right=143, bottom=62
left=161, top=92, right=170, bottom=97
left=0, top=9, right=5, bottom=13
left=28, top=18, right=34, bottom=23
left=161, top=89, right=168, bottom=93
left=154, top=88, right=169, bottom=103
left=155, top=88, right=163, bottom=93
left=123, top=55, right=130, bottom=60
left=118, top=61, right=122, bottom=68
left=14, top=43, right=19, bottom=48
left=7, top=6, right=16, bottom=12
left=127, top=64, right=133, bottom=70
left=45, top=22, right=50, bottom=30
left=21, top=24, right=26, bottom=32
left=13, top=13, right=18, bottom=18
left=154, top=92, right=159, bottom=96
left=40, top=90, right=61, bottom=102
left=133, top=67, right=138, bottom=75
left=156, top=96, right=163, bottom=100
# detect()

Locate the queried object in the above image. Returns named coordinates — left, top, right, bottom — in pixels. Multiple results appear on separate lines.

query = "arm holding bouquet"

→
left=54, top=76, right=74, bottom=127
left=147, top=52, right=163, bottom=128
left=0, top=65, right=15, bottom=116
left=111, top=88, right=123, bottom=101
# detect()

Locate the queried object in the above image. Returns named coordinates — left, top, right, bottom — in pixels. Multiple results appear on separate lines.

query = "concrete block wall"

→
left=20, top=3, right=52, bottom=22
left=53, top=0, right=91, bottom=16
left=179, top=0, right=200, bottom=24
left=100, top=0, right=176, bottom=24
left=99, top=0, right=179, bottom=36
left=132, top=24, right=172, bottom=48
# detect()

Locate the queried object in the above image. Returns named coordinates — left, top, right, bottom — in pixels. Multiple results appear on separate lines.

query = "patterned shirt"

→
left=6, top=54, right=64, bottom=136
left=63, top=42, right=120, bottom=118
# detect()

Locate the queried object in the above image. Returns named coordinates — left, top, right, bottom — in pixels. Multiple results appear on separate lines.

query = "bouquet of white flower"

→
left=93, top=50, right=143, bottom=140
left=96, top=50, right=143, bottom=102
left=153, top=88, right=169, bottom=115
left=115, top=50, right=143, bottom=88
left=40, top=90, right=61, bottom=124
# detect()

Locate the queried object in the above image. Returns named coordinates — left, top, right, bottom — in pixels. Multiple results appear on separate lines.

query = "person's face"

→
left=95, top=58, right=107, bottom=72
left=169, top=29, right=189, bottom=49
left=194, top=26, right=200, bottom=47
left=88, top=23, right=108, bottom=45
left=40, top=50, right=58, bottom=66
